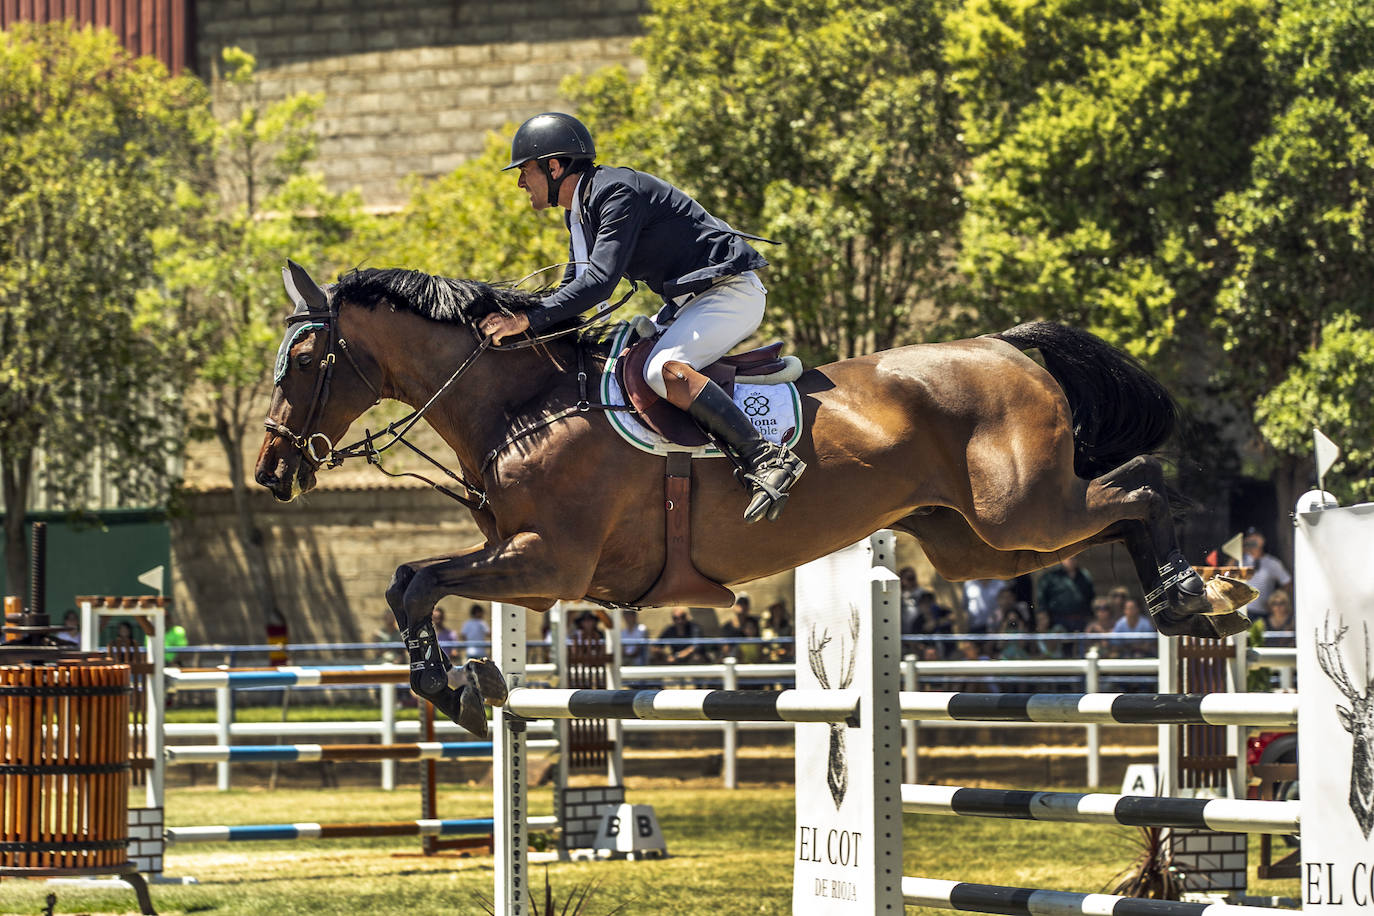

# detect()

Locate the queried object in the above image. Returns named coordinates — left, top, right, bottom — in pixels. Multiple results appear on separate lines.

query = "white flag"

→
left=137, top=565, right=164, bottom=595
left=1314, top=428, right=1341, bottom=480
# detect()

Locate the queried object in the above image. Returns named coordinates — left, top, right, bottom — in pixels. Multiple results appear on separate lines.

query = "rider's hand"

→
left=480, top=312, right=530, bottom=344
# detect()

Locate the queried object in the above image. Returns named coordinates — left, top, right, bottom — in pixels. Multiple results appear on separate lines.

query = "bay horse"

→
left=256, top=262, right=1256, bottom=736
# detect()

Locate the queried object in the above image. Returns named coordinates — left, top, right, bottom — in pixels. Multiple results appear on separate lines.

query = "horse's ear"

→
left=282, top=260, right=329, bottom=314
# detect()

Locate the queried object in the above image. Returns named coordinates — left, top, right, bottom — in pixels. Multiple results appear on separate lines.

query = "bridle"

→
left=263, top=272, right=638, bottom=511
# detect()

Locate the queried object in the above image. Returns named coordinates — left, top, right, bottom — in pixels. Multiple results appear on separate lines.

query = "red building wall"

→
left=1, top=0, right=193, bottom=73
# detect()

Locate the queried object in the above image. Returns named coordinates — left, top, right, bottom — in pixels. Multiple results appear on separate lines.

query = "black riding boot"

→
left=687, top=379, right=806, bottom=523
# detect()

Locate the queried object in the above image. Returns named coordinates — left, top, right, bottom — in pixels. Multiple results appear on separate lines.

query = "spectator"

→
left=457, top=604, right=488, bottom=659
left=1083, top=597, right=1118, bottom=656
left=997, top=610, right=1032, bottom=661
left=1107, top=586, right=1130, bottom=619
left=898, top=567, right=922, bottom=636
left=56, top=609, right=80, bottom=646
left=432, top=605, right=459, bottom=645
left=912, top=590, right=955, bottom=658
left=1241, top=528, right=1292, bottom=625
left=112, top=620, right=140, bottom=647
left=1035, top=556, right=1095, bottom=632
left=1031, top=607, right=1069, bottom=659
left=619, top=608, right=650, bottom=665
left=657, top=607, right=706, bottom=664
left=371, top=609, right=403, bottom=665
left=1112, top=596, right=1156, bottom=657
left=762, top=600, right=794, bottom=662
left=569, top=609, right=604, bottom=646
left=719, top=594, right=757, bottom=659
left=963, top=579, right=1005, bottom=634
left=1263, top=591, right=1296, bottom=648
left=735, top=617, right=765, bottom=664
left=992, top=587, right=1032, bottom=633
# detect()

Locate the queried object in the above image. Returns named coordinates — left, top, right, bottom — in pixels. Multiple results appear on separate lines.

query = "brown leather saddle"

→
left=618, top=332, right=799, bottom=609
left=614, top=334, right=792, bottom=446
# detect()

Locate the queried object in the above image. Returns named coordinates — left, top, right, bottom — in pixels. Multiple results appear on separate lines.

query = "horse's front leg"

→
left=386, top=532, right=583, bottom=737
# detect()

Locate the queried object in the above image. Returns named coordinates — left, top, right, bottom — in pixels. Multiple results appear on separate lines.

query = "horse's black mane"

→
left=332, top=267, right=545, bottom=324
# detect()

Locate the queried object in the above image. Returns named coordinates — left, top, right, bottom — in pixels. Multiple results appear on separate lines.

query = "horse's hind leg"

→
left=1085, top=457, right=1253, bottom=638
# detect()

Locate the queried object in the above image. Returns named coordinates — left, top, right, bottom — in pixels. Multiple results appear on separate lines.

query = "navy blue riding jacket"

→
left=525, top=165, right=768, bottom=334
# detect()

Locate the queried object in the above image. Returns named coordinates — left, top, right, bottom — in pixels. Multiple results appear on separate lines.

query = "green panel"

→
left=0, top=511, right=170, bottom=628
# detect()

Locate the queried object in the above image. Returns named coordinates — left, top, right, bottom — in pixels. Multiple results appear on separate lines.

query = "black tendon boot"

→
left=687, top=379, right=806, bottom=523
left=404, top=617, right=490, bottom=737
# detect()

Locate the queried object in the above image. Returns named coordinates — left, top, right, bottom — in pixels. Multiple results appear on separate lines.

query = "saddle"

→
left=614, top=330, right=801, bottom=447
left=617, top=326, right=804, bottom=609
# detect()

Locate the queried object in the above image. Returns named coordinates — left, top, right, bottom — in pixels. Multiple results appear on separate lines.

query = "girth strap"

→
left=634, top=451, right=736, bottom=608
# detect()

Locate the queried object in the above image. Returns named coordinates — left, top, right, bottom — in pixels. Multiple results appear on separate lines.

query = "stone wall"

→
left=194, top=0, right=649, bottom=206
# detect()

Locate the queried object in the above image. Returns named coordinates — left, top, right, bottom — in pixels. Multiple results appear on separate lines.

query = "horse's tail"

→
left=993, top=322, right=1178, bottom=480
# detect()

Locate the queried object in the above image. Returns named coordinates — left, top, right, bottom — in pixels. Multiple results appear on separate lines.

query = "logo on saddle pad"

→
left=602, top=323, right=803, bottom=458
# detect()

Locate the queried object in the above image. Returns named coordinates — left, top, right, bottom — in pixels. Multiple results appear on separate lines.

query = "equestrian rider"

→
left=479, top=112, right=806, bottom=523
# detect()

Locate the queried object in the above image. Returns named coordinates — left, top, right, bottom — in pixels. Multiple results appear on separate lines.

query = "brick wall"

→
left=194, top=0, right=649, bottom=206
left=171, top=484, right=488, bottom=646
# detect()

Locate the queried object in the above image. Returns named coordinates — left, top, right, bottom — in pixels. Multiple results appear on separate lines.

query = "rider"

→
left=479, top=112, right=805, bottom=523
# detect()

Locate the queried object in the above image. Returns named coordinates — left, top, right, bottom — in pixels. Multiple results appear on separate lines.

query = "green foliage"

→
left=948, top=0, right=1273, bottom=368
left=0, top=22, right=212, bottom=519
left=568, top=0, right=966, bottom=363
left=1256, top=313, right=1374, bottom=502
left=371, top=130, right=569, bottom=286
left=148, top=48, right=370, bottom=486
left=1214, top=0, right=1374, bottom=403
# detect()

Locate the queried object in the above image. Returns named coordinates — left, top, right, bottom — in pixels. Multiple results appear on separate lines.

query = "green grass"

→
left=2, top=783, right=1300, bottom=915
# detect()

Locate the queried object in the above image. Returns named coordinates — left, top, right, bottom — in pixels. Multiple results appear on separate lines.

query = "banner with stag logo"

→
left=793, top=533, right=902, bottom=914
left=1297, top=501, right=1374, bottom=911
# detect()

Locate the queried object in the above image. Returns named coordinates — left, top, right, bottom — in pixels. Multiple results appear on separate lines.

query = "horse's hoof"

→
left=1204, top=575, right=1259, bottom=615
left=465, top=658, right=508, bottom=707
left=1151, top=607, right=1251, bottom=639
left=457, top=686, right=490, bottom=738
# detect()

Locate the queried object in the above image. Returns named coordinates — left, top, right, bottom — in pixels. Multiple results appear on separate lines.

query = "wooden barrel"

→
left=0, top=660, right=132, bottom=872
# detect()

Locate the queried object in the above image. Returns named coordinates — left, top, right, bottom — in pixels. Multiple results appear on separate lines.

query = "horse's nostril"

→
left=255, top=468, right=277, bottom=488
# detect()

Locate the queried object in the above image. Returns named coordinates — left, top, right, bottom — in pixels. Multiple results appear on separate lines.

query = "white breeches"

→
left=644, top=271, right=766, bottom=398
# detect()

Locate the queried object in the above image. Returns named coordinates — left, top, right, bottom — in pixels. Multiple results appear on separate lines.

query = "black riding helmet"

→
left=503, top=112, right=596, bottom=207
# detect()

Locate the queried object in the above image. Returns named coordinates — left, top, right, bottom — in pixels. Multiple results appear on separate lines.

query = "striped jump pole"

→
left=165, top=740, right=558, bottom=764
left=165, top=815, right=559, bottom=845
left=505, top=687, right=859, bottom=723
left=899, top=691, right=1299, bottom=727
left=901, top=877, right=1292, bottom=916
left=166, top=665, right=411, bottom=691
left=901, top=785, right=1301, bottom=834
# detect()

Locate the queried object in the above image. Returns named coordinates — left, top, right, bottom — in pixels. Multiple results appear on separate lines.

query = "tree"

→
left=148, top=48, right=369, bottom=624
left=946, top=0, right=1274, bottom=369
left=1216, top=0, right=1374, bottom=517
left=1255, top=313, right=1374, bottom=504
left=0, top=22, right=212, bottom=595
left=373, top=130, right=570, bottom=283
left=568, top=0, right=966, bottom=364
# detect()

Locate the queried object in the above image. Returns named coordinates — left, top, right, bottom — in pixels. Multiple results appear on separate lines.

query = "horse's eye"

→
left=296, top=352, right=314, bottom=369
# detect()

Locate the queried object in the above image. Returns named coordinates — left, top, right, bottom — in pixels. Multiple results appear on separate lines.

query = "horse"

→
left=256, top=262, right=1256, bottom=736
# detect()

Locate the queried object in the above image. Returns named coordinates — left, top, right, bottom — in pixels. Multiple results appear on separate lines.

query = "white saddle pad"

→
left=600, top=323, right=803, bottom=458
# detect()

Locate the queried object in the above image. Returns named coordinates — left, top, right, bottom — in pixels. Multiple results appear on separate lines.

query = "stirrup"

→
left=740, top=447, right=806, bottom=524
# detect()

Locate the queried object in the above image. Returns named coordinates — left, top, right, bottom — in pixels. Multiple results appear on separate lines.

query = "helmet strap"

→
left=539, top=159, right=568, bottom=208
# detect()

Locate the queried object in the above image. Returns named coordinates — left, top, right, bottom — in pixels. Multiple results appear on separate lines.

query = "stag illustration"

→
left=808, top=604, right=860, bottom=809
left=1316, top=612, right=1374, bottom=839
